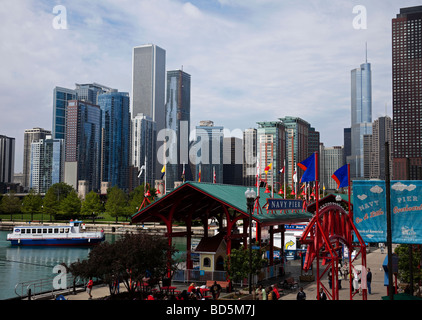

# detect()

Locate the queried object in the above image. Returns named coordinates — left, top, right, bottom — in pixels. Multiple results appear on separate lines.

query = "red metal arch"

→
left=300, top=202, right=367, bottom=300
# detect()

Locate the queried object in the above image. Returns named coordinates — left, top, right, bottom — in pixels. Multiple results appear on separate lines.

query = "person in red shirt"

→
left=187, top=283, right=195, bottom=293
left=272, top=284, right=280, bottom=300
left=86, top=278, right=94, bottom=299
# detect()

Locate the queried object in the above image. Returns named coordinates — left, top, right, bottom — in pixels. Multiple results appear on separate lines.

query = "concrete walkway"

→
left=50, top=247, right=391, bottom=301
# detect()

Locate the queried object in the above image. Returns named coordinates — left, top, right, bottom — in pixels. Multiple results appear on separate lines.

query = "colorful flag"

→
left=137, top=164, right=146, bottom=178
left=213, top=167, right=216, bottom=184
left=265, top=163, right=272, bottom=175
left=331, top=164, right=349, bottom=189
left=198, top=165, right=201, bottom=182
left=161, top=165, right=166, bottom=179
left=279, top=167, right=285, bottom=174
left=298, top=153, right=316, bottom=183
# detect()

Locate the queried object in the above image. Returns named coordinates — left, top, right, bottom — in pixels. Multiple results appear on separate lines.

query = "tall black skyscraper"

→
left=392, top=6, right=422, bottom=179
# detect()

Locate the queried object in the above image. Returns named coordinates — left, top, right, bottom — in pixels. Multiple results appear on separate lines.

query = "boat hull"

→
left=8, top=237, right=105, bottom=246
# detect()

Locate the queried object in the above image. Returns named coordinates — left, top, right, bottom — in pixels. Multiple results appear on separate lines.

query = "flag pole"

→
left=315, top=152, right=320, bottom=299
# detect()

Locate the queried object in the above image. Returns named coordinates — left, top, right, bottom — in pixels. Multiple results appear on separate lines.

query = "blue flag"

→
left=298, top=153, right=316, bottom=183
left=331, top=164, right=349, bottom=189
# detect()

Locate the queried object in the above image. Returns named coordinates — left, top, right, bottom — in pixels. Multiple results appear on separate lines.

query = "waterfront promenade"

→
left=51, top=247, right=392, bottom=301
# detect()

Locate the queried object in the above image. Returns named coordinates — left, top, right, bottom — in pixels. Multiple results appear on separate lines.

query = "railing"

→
left=14, top=274, right=85, bottom=299
left=172, top=262, right=283, bottom=286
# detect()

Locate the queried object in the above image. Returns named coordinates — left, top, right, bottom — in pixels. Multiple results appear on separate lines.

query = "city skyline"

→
left=1, top=0, right=421, bottom=172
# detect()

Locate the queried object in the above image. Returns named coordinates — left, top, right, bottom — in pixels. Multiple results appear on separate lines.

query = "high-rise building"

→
left=321, top=145, right=344, bottom=190
left=348, top=59, right=372, bottom=179
left=194, top=121, right=224, bottom=183
left=131, top=113, right=157, bottom=188
left=64, top=100, right=102, bottom=192
left=343, top=128, right=351, bottom=165
left=98, top=90, right=131, bottom=191
left=132, top=44, right=166, bottom=181
left=392, top=6, right=422, bottom=179
left=30, top=136, right=64, bottom=193
left=223, top=137, right=243, bottom=185
left=243, top=128, right=257, bottom=187
left=279, top=116, right=309, bottom=189
left=75, top=83, right=113, bottom=105
left=23, top=127, right=51, bottom=189
left=0, top=135, right=15, bottom=184
left=52, top=87, right=77, bottom=140
left=368, top=116, right=393, bottom=180
left=165, top=70, right=191, bottom=191
left=257, top=121, right=286, bottom=191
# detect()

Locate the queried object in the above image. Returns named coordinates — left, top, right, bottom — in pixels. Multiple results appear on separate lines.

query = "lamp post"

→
left=245, top=188, right=256, bottom=294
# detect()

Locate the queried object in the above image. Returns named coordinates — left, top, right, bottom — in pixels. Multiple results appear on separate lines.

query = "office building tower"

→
left=23, top=127, right=51, bottom=189
left=279, top=116, right=309, bottom=189
left=165, top=69, right=191, bottom=191
left=30, top=136, right=64, bottom=193
left=52, top=87, right=77, bottom=140
left=257, top=121, right=286, bottom=190
left=368, top=116, right=393, bottom=180
left=0, top=135, right=15, bottom=184
left=392, top=6, right=422, bottom=179
left=343, top=128, right=351, bottom=165
left=64, top=100, right=102, bottom=192
left=98, top=90, right=131, bottom=190
left=321, top=146, right=344, bottom=190
left=131, top=113, right=157, bottom=188
left=132, top=44, right=166, bottom=181
left=223, top=137, right=243, bottom=185
left=75, top=83, right=113, bottom=105
left=349, top=58, right=372, bottom=179
left=243, top=128, right=257, bottom=187
left=194, top=121, right=224, bottom=183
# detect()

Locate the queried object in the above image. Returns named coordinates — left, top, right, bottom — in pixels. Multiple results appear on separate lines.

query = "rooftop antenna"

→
left=365, top=42, right=368, bottom=63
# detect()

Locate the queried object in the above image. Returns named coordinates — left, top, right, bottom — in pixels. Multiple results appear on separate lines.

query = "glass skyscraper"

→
left=349, top=61, right=372, bottom=179
left=165, top=69, right=191, bottom=191
left=64, top=100, right=102, bottom=192
left=98, top=90, right=130, bottom=191
left=52, top=87, right=77, bottom=140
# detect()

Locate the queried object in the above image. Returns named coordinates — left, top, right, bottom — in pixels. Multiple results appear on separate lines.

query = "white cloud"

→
left=392, top=182, right=417, bottom=192
left=357, top=194, right=367, bottom=201
left=370, top=185, right=384, bottom=194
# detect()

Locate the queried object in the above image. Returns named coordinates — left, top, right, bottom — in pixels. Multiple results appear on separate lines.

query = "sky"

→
left=1, top=0, right=420, bottom=173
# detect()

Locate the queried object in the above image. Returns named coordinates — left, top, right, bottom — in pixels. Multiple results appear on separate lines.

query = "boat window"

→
left=65, top=228, right=69, bottom=233
left=21, top=229, right=26, bottom=234
left=48, top=229, right=53, bottom=234
left=32, top=229, right=36, bottom=234
left=60, top=228, right=64, bottom=233
left=37, top=229, right=42, bottom=234
left=43, top=229, right=47, bottom=234
left=54, top=228, right=58, bottom=233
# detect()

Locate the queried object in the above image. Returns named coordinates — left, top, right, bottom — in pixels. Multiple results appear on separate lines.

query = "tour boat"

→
left=6, top=220, right=105, bottom=246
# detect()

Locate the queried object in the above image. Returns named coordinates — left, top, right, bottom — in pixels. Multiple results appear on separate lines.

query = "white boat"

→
left=7, top=220, right=105, bottom=246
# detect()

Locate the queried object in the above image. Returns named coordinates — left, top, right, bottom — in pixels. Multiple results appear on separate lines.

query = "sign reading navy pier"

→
left=266, top=199, right=304, bottom=211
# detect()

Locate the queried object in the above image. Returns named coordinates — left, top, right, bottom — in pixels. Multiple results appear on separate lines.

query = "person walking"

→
left=367, top=268, right=372, bottom=295
left=86, top=278, right=94, bottom=299
left=317, top=288, right=327, bottom=300
left=296, top=287, right=306, bottom=300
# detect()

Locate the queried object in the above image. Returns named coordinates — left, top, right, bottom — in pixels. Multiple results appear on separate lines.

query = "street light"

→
left=245, top=188, right=256, bottom=294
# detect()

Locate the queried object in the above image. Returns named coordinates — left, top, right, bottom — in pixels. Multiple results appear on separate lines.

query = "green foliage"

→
left=43, top=182, right=74, bottom=219
left=105, top=186, right=128, bottom=223
left=0, top=191, right=21, bottom=216
left=58, top=190, right=81, bottom=219
left=22, top=189, right=43, bottom=220
left=395, top=244, right=422, bottom=284
left=68, top=233, right=178, bottom=297
left=80, top=191, right=103, bottom=220
left=224, top=245, right=267, bottom=286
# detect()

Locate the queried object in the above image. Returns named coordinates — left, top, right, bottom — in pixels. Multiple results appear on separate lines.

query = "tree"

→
left=0, top=191, right=21, bottom=220
left=68, top=233, right=178, bottom=297
left=224, top=245, right=267, bottom=292
left=395, top=244, right=422, bottom=285
left=105, top=186, right=128, bottom=223
left=43, top=182, right=74, bottom=220
left=58, top=190, right=81, bottom=220
left=81, top=191, right=103, bottom=222
left=22, top=189, right=43, bottom=221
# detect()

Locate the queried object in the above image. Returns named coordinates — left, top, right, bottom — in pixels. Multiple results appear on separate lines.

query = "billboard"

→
left=353, top=180, right=422, bottom=244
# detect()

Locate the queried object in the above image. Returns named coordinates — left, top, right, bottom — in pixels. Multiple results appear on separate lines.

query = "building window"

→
left=203, top=257, right=211, bottom=267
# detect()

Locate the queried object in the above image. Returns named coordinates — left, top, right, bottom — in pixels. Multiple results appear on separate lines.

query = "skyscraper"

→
left=75, top=83, right=113, bottom=105
left=23, top=127, right=51, bottom=189
left=98, top=90, right=131, bottom=191
left=64, top=100, right=102, bottom=192
left=0, top=135, right=15, bottom=184
left=52, top=87, right=77, bottom=140
left=392, top=6, right=422, bottom=179
left=132, top=44, right=166, bottom=181
left=349, top=58, right=372, bottom=179
left=165, top=69, right=191, bottom=191
left=243, top=128, right=257, bottom=187
left=368, top=116, right=393, bottom=180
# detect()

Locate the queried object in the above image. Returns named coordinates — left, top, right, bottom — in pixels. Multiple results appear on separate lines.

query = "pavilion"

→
left=131, top=182, right=313, bottom=272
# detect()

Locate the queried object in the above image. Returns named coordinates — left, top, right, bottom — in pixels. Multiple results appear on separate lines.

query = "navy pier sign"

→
left=266, top=199, right=304, bottom=211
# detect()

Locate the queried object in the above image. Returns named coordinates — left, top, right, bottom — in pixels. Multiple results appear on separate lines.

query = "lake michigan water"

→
left=0, top=230, right=188, bottom=300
